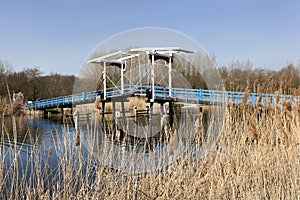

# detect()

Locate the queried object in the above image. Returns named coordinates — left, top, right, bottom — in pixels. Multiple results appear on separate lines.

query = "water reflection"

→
left=83, top=105, right=204, bottom=174
left=1, top=116, right=32, bottom=144
left=0, top=104, right=213, bottom=196
left=0, top=114, right=88, bottom=197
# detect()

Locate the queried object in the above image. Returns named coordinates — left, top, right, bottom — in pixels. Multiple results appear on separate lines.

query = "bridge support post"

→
left=73, top=110, right=80, bottom=146
left=168, top=54, right=172, bottom=97
left=169, top=102, right=174, bottom=127
left=148, top=102, right=154, bottom=137
left=102, top=101, right=106, bottom=125
left=134, top=107, right=138, bottom=136
left=75, top=131, right=80, bottom=146
left=112, top=101, right=118, bottom=133
left=61, top=107, right=67, bottom=124
left=112, top=101, right=116, bottom=118
left=86, top=108, right=90, bottom=132
left=160, top=102, right=164, bottom=116
left=150, top=55, right=155, bottom=103
left=121, top=101, right=126, bottom=131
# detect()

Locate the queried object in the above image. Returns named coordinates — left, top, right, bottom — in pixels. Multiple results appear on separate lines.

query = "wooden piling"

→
left=134, top=106, right=138, bottom=136
left=169, top=102, right=174, bottom=126
left=73, top=110, right=80, bottom=146
left=75, top=131, right=80, bottom=146
left=101, top=101, right=106, bottom=125
left=86, top=108, right=90, bottom=132
left=121, top=101, right=126, bottom=131
left=73, top=111, right=79, bottom=131
left=160, top=102, right=164, bottom=116
left=148, top=103, right=153, bottom=136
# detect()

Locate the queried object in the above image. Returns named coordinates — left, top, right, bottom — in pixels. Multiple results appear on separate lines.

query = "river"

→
left=0, top=107, right=213, bottom=198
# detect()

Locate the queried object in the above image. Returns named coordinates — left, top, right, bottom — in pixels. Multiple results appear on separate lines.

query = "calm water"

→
left=0, top=108, right=210, bottom=196
left=0, top=115, right=93, bottom=196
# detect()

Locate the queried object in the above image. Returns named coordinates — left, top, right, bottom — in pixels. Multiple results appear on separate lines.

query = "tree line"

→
left=0, top=60, right=75, bottom=102
left=1, top=58, right=300, bottom=103
left=218, top=60, right=300, bottom=95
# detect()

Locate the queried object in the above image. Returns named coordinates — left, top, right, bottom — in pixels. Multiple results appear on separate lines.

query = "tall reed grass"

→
left=0, top=99, right=299, bottom=199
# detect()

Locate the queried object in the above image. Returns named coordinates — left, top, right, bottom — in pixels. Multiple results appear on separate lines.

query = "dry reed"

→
left=0, top=98, right=299, bottom=199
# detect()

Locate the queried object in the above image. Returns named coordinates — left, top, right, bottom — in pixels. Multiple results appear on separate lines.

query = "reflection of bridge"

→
left=26, top=84, right=298, bottom=110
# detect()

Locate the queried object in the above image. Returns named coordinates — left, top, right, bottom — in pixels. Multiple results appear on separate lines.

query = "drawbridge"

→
left=26, top=47, right=299, bottom=110
left=26, top=83, right=298, bottom=110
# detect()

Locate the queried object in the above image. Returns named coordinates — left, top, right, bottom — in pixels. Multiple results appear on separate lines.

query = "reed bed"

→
left=0, top=99, right=299, bottom=199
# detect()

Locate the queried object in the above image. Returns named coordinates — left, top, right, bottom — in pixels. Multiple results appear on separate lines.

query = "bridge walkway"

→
left=26, top=84, right=299, bottom=110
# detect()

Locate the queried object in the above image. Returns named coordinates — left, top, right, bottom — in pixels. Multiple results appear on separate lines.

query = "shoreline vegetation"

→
left=0, top=59, right=299, bottom=198
left=1, top=59, right=300, bottom=103
left=0, top=94, right=299, bottom=199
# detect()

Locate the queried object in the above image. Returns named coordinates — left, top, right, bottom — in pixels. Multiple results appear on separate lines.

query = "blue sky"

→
left=0, top=0, right=300, bottom=75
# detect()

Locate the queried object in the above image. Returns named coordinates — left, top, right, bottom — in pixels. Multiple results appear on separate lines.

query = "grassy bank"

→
left=0, top=102, right=299, bottom=199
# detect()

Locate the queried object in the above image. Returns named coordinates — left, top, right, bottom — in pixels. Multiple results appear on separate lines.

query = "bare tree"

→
left=0, top=59, right=13, bottom=97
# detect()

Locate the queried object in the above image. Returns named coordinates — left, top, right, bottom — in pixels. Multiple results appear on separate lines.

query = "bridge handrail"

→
left=26, top=84, right=300, bottom=110
left=27, top=90, right=102, bottom=109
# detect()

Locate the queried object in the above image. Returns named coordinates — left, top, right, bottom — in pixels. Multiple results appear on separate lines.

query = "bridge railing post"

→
left=82, top=92, right=86, bottom=103
left=250, top=93, right=254, bottom=104
left=186, top=89, right=189, bottom=102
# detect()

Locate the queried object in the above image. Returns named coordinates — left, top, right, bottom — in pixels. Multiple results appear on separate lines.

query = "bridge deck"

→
left=26, top=84, right=300, bottom=110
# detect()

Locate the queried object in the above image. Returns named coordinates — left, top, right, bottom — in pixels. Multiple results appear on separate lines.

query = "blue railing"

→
left=27, top=90, right=102, bottom=109
left=26, top=85, right=299, bottom=110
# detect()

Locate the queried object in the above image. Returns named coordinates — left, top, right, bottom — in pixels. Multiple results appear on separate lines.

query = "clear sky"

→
left=1, top=0, right=300, bottom=75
